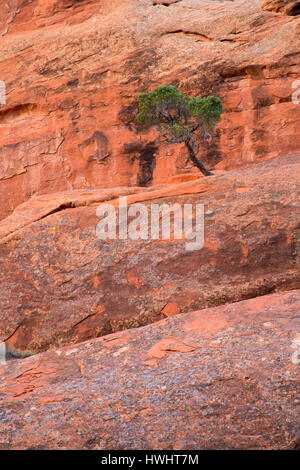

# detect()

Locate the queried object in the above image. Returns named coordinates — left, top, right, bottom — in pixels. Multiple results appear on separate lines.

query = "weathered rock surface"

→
left=0, top=0, right=299, bottom=219
left=262, top=0, right=300, bottom=15
left=0, top=290, right=299, bottom=450
left=0, top=154, right=299, bottom=353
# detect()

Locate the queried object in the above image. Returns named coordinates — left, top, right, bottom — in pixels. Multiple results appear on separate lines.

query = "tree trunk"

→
left=185, top=138, right=214, bottom=176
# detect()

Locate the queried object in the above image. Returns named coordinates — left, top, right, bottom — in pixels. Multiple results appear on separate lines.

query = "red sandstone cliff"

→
left=0, top=0, right=299, bottom=219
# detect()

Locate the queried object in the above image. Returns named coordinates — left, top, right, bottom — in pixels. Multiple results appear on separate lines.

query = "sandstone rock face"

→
left=0, top=155, right=299, bottom=354
left=0, top=0, right=300, bottom=219
left=0, top=290, right=299, bottom=450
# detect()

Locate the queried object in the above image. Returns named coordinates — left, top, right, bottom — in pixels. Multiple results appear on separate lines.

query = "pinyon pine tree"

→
left=137, top=85, right=222, bottom=176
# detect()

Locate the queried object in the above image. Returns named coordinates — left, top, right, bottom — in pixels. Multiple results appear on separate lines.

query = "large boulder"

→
left=0, top=154, right=299, bottom=353
left=0, top=0, right=299, bottom=218
left=0, top=290, right=299, bottom=450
